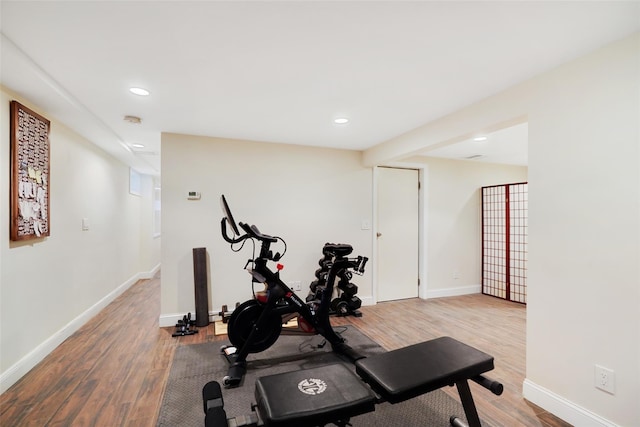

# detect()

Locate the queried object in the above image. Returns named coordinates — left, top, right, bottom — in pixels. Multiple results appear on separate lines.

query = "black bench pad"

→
left=254, top=363, right=375, bottom=427
left=355, top=336, right=494, bottom=404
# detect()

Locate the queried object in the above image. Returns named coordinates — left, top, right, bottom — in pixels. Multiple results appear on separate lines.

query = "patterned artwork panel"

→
left=10, top=101, right=51, bottom=241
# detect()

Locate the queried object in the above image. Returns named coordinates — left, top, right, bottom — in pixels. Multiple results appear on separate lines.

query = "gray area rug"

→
left=158, top=326, right=489, bottom=426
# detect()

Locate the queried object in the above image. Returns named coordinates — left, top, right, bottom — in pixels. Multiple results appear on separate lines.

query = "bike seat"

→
left=323, top=243, right=353, bottom=258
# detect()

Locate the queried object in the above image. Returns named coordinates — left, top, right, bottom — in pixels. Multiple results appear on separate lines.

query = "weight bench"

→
left=204, top=336, right=503, bottom=427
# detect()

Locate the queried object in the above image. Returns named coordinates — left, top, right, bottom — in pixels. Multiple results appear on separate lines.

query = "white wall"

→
left=0, top=90, right=161, bottom=392
left=524, top=34, right=639, bottom=427
left=364, top=33, right=640, bottom=427
left=402, top=157, right=527, bottom=297
left=160, top=134, right=527, bottom=323
left=160, top=133, right=373, bottom=325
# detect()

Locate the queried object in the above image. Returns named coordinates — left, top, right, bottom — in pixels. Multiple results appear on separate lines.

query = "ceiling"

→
left=420, top=122, right=528, bottom=166
left=1, top=2, right=638, bottom=175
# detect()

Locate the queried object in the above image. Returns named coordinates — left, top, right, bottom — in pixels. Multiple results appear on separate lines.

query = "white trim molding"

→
left=159, top=295, right=376, bottom=329
left=140, top=263, right=161, bottom=279
left=523, top=379, right=619, bottom=427
left=159, top=313, right=188, bottom=328
left=425, top=284, right=481, bottom=299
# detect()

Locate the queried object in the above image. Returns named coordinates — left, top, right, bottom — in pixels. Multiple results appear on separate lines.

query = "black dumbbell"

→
left=345, top=295, right=362, bottom=310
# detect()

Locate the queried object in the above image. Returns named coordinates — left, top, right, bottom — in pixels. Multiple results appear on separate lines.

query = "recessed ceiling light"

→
left=334, top=117, right=349, bottom=124
left=131, top=143, right=145, bottom=148
left=129, top=87, right=150, bottom=96
left=473, top=136, right=488, bottom=142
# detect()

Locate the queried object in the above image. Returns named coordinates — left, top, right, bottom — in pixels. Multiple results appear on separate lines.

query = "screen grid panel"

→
left=482, top=186, right=507, bottom=299
left=509, top=183, right=528, bottom=303
left=482, top=183, right=528, bottom=304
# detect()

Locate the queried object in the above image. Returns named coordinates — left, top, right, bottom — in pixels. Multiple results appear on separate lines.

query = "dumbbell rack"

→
left=306, top=243, right=363, bottom=317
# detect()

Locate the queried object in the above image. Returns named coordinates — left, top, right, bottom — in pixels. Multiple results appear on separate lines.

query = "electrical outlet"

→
left=594, top=365, right=615, bottom=394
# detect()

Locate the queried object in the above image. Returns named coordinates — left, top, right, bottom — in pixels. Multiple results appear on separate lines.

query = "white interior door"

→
left=377, top=167, right=419, bottom=302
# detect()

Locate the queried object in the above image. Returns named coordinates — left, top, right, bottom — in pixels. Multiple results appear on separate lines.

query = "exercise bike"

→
left=219, top=195, right=368, bottom=387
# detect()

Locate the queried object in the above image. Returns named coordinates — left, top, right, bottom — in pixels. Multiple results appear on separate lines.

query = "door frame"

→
left=372, top=163, right=429, bottom=303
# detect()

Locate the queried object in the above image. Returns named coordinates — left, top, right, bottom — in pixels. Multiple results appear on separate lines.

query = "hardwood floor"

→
left=0, top=274, right=571, bottom=426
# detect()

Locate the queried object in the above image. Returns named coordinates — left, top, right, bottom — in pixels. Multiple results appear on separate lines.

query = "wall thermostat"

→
left=188, top=191, right=201, bottom=200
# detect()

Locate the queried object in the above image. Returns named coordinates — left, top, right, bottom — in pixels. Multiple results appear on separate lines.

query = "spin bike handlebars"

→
left=221, top=217, right=283, bottom=262
left=221, top=218, right=277, bottom=244
left=220, top=194, right=367, bottom=269
left=222, top=217, right=368, bottom=270
left=220, top=194, right=278, bottom=249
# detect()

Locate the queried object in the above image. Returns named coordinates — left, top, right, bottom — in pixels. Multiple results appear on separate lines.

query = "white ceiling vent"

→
left=124, top=115, right=142, bottom=124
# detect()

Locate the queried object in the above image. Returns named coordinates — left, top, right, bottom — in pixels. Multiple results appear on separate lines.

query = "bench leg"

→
left=451, top=380, right=482, bottom=427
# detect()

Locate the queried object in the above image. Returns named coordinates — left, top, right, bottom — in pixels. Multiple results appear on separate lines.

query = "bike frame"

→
left=247, top=254, right=357, bottom=342
left=219, top=195, right=367, bottom=386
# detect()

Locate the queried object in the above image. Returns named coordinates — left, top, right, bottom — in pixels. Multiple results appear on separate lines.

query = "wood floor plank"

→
left=46, top=378, right=99, bottom=427
left=0, top=274, right=571, bottom=427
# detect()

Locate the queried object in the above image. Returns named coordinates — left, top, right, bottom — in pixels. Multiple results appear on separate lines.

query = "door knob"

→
left=376, top=232, right=382, bottom=238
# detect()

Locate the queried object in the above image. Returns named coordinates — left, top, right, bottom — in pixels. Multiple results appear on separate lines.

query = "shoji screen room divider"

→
left=481, top=182, right=528, bottom=304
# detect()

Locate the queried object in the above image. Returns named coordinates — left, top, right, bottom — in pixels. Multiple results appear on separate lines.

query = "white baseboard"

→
left=359, top=296, right=374, bottom=306
left=139, top=262, right=161, bottom=279
left=159, top=313, right=187, bottom=328
left=159, top=290, right=469, bottom=327
left=0, top=270, right=150, bottom=394
left=159, top=311, right=217, bottom=328
left=523, top=379, right=619, bottom=427
left=159, top=295, right=377, bottom=328
left=425, top=284, right=481, bottom=299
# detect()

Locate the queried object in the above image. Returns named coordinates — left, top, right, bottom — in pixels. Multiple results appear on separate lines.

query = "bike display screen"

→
left=220, top=194, right=241, bottom=236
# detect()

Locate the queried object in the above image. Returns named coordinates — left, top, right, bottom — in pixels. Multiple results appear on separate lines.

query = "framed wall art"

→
left=10, top=100, right=51, bottom=241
